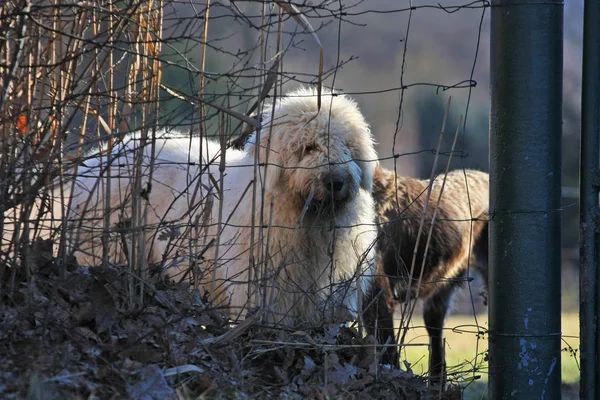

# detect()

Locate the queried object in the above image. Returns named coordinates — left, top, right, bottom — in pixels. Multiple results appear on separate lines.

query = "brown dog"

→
left=364, top=166, right=489, bottom=384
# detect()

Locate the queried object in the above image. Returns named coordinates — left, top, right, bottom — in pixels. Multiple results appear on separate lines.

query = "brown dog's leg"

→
left=423, top=279, right=459, bottom=385
left=364, top=278, right=399, bottom=367
left=472, top=221, right=489, bottom=301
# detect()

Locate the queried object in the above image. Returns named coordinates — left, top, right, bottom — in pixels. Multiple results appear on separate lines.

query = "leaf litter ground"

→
left=0, top=239, right=462, bottom=399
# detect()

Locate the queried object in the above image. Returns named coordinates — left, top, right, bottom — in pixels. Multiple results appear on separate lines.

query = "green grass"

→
left=397, top=312, right=580, bottom=397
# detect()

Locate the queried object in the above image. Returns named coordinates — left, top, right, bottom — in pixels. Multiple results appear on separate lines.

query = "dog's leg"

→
left=472, top=221, right=489, bottom=305
left=364, top=279, right=399, bottom=368
left=376, top=293, right=399, bottom=367
left=423, top=280, right=458, bottom=386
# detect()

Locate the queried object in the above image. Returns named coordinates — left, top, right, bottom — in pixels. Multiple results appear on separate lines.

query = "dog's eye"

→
left=304, top=144, right=318, bottom=153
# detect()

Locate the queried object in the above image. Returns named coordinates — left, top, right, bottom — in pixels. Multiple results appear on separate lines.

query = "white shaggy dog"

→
left=67, top=87, right=378, bottom=328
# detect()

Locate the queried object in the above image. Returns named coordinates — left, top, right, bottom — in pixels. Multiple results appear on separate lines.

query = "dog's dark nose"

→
left=323, top=172, right=347, bottom=199
left=329, top=179, right=345, bottom=193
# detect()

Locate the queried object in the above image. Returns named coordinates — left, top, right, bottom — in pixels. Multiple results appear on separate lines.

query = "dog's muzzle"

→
left=322, top=171, right=351, bottom=203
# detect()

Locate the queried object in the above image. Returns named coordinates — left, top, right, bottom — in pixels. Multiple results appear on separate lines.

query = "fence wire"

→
left=0, top=1, right=580, bottom=398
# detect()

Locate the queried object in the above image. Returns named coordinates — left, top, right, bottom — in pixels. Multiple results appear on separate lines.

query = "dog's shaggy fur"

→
left=67, top=87, right=378, bottom=328
left=364, top=166, right=489, bottom=382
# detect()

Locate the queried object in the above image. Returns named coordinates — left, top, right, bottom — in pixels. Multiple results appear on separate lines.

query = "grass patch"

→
left=398, top=311, right=580, bottom=397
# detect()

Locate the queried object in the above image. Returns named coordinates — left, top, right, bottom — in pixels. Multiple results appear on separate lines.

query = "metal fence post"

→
left=579, top=0, right=600, bottom=398
left=489, top=0, right=563, bottom=398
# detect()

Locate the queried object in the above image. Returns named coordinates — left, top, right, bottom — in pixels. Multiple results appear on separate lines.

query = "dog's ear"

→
left=260, top=144, right=282, bottom=194
left=245, top=131, right=283, bottom=194
left=358, top=158, right=376, bottom=192
left=351, top=130, right=378, bottom=192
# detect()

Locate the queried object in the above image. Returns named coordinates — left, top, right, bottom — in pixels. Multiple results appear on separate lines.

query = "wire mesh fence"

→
left=0, top=0, right=581, bottom=398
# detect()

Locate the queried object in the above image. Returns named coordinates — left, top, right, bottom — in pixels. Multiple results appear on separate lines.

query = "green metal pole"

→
left=489, top=1, right=563, bottom=399
left=580, top=0, right=600, bottom=398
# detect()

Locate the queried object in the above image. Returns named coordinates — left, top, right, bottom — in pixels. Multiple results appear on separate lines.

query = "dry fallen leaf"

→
left=301, top=355, right=315, bottom=377
left=26, top=238, right=55, bottom=273
left=328, top=361, right=358, bottom=384
left=127, top=365, right=175, bottom=400
left=89, top=280, right=119, bottom=334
